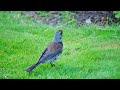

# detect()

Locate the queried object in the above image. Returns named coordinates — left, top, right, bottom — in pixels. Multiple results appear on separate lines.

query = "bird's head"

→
left=53, top=30, right=63, bottom=42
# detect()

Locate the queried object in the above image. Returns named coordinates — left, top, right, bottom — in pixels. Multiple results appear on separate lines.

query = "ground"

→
left=0, top=11, right=120, bottom=79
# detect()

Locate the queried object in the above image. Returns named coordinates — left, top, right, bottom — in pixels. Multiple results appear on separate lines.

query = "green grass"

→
left=0, top=11, right=120, bottom=79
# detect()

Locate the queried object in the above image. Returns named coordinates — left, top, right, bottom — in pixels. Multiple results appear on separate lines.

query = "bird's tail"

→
left=26, top=62, right=40, bottom=72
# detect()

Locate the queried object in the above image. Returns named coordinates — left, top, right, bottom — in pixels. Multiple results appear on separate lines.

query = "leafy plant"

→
left=60, top=11, right=77, bottom=27
left=113, top=11, right=120, bottom=18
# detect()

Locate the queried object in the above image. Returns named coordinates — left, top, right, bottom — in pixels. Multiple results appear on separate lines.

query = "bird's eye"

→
left=60, top=31, right=62, bottom=35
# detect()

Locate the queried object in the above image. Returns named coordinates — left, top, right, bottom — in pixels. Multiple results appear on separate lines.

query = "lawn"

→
left=0, top=11, right=120, bottom=79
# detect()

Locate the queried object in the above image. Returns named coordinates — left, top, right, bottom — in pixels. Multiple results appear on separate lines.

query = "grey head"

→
left=53, top=30, right=63, bottom=42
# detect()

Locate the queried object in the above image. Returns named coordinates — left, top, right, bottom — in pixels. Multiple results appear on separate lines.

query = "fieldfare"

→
left=26, top=30, right=63, bottom=72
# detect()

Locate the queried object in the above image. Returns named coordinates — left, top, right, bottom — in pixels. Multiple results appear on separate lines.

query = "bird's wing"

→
left=38, top=42, right=63, bottom=63
left=47, top=42, right=63, bottom=54
left=39, top=48, right=48, bottom=60
left=36, top=48, right=47, bottom=63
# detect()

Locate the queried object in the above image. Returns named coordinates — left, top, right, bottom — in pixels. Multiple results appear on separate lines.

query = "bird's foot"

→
left=50, top=62, right=55, bottom=67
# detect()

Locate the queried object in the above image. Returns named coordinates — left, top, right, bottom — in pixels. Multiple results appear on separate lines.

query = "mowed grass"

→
left=0, top=11, right=120, bottom=79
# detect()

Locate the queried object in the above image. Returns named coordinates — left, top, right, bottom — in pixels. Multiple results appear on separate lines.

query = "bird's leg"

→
left=50, top=61, right=55, bottom=67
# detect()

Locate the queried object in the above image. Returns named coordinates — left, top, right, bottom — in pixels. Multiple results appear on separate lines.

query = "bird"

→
left=26, top=30, right=63, bottom=72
